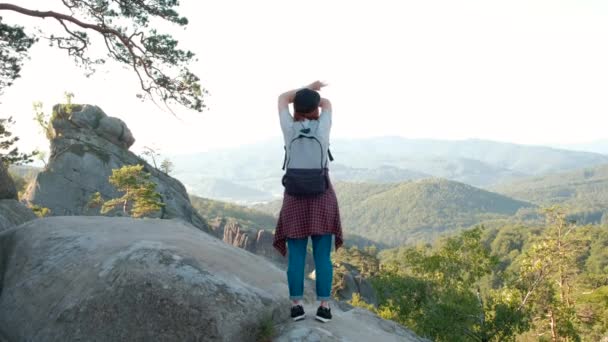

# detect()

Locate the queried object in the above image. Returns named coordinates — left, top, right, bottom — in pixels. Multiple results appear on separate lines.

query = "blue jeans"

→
left=287, top=234, right=333, bottom=301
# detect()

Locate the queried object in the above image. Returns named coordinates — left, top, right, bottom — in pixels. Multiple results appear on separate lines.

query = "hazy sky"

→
left=1, top=0, right=607, bottom=155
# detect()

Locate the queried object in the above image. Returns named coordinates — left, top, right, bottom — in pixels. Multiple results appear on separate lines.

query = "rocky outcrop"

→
left=0, top=216, right=289, bottom=342
left=333, top=262, right=379, bottom=307
left=223, top=220, right=255, bottom=251
left=0, top=199, right=36, bottom=233
left=24, top=104, right=208, bottom=232
left=0, top=216, right=424, bottom=342
left=222, top=221, right=280, bottom=260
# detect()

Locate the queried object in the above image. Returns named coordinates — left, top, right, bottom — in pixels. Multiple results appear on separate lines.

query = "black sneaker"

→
left=291, top=305, right=305, bottom=321
left=315, top=306, right=332, bottom=323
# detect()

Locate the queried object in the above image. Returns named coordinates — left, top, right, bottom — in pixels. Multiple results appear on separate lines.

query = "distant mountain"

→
left=253, top=178, right=534, bottom=247
left=390, top=157, right=527, bottom=187
left=328, top=163, right=429, bottom=183
left=492, top=164, right=608, bottom=224
left=178, top=176, right=275, bottom=203
left=552, top=140, right=608, bottom=155
left=169, top=137, right=608, bottom=203
left=330, top=137, right=608, bottom=176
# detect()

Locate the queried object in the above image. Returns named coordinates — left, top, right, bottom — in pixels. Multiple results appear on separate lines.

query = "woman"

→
left=272, top=81, right=344, bottom=323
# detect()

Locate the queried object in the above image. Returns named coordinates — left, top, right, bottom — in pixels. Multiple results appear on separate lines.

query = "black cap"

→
left=294, top=88, right=321, bottom=113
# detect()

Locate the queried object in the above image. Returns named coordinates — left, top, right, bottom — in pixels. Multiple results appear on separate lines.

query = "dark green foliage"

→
left=364, top=208, right=608, bottom=341
left=372, top=227, right=529, bottom=341
left=190, top=195, right=276, bottom=230
left=0, top=16, right=36, bottom=93
left=0, top=116, right=37, bottom=166
left=0, top=1, right=206, bottom=111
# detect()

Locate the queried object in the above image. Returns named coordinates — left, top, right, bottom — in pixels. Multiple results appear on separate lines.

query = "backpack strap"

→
left=282, top=145, right=287, bottom=170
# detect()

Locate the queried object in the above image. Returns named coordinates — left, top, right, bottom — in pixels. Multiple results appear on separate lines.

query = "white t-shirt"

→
left=279, top=108, right=332, bottom=144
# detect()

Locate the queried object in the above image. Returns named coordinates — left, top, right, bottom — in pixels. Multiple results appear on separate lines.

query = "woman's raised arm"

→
left=278, top=81, right=327, bottom=111
left=319, top=98, right=332, bottom=112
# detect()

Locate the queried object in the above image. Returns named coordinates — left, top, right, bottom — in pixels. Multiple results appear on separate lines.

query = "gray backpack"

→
left=281, top=121, right=334, bottom=197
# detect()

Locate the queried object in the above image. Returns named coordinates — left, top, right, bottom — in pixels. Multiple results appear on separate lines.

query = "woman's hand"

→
left=307, top=81, right=327, bottom=91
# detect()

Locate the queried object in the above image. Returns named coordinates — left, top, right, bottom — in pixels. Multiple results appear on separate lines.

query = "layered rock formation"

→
left=0, top=216, right=425, bottom=342
left=24, top=104, right=208, bottom=232
left=222, top=220, right=283, bottom=263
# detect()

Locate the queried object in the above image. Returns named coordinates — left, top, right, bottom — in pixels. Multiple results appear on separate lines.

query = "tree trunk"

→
left=123, top=189, right=129, bottom=214
left=549, top=309, right=558, bottom=342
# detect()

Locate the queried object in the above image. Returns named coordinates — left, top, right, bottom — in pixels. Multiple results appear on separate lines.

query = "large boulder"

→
left=0, top=216, right=425, bottom=342
left=24, top=104, right=208, bottom=232
left=0, top=216, right=289, bottom=342
left=0, top=199, right=36, bottom=233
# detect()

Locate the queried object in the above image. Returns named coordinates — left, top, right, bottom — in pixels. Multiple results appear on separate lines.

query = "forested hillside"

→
left=336, top=179, right=534, bottom=246
left=341, top=209, right=608, bottom=341
left=493, top=164, right=608, bottom=224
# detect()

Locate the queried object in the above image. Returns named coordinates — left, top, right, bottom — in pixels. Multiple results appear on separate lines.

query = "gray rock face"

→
left=0, top=216, right=290, bottom=342
left=50, top=104, right=135, bottom=148
left=0, top=164, right=16, bottom=200
left=0, top=199, right=36, bottom=233
left=0, top=216, right=424, bottom=342
left=24, top=104, right=208, bottom=232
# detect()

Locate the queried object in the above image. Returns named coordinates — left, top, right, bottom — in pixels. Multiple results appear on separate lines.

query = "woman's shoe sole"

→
left=315, top=316, right=331, bottom=323
left=293, top=314, right=305, bottom=322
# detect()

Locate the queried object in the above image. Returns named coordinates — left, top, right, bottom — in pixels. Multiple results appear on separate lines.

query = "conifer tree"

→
left=90, top=164, right=164, bottom=218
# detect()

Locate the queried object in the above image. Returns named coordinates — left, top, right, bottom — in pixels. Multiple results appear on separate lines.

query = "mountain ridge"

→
left=169, top=137, right=608, bottom=203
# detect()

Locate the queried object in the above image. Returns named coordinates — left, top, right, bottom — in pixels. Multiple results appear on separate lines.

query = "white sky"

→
left=1, top=0, right=607, bottom=155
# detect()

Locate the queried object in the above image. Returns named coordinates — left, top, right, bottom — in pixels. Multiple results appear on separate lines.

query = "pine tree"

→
left=517, top=207, right=583, bottom=341
left=160, top=158, right=174, bottom=175
left=91, top=164, right=164, bottom=218
left=0, top=2, right=206, bottom=111
left=0, top=116, right=37, bottom=166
